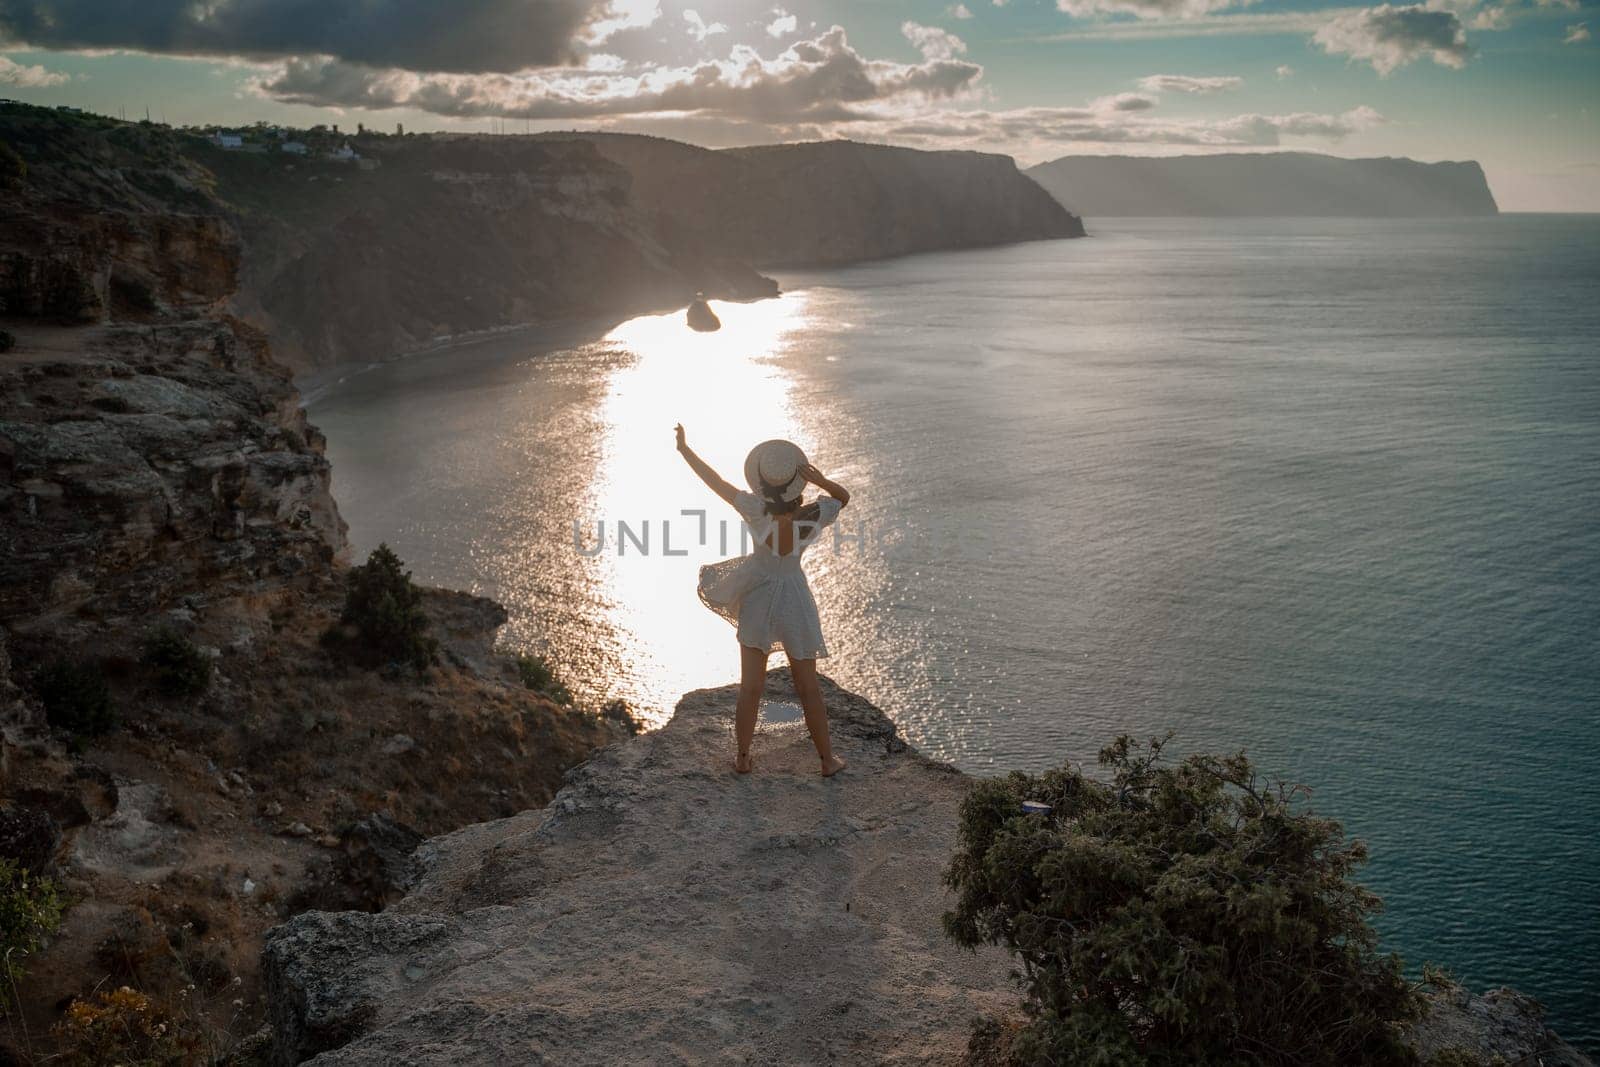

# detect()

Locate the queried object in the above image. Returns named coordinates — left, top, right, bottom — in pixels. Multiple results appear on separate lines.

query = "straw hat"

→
left=744, top=439, right=807, bottom=505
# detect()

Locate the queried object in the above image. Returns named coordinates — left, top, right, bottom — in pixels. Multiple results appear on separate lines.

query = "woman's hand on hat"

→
left=799, top=462, right=823, bottom=484
left=674, top=423, right=687, bottom=452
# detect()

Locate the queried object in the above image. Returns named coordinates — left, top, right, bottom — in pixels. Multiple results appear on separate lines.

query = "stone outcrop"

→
left=264, top=671, right=1016, bottom=1065
left=1411, top=984, right=1593, bottom=1067
left=1027, top=152, right=1500, bottom=218
left=0, top=317, right=345, bottom=631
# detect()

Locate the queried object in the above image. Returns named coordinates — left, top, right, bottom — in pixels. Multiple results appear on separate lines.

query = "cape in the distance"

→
left=1028, top=151, right=1499, bottom=217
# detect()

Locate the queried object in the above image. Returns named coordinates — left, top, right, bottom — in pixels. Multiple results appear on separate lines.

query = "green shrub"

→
left=328, top=544, right=437, bottom=672
left=0, top=858, right=63, bottom=992
left=944, top=734, right=1421, bottom=1067
left=35, top=658, right=116, bottom=736
left=515, top=654, right=572, bottom=705
left=142, top=629, right=211, bottom=699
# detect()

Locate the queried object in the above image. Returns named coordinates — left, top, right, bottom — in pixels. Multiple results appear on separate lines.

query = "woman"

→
left=675, top=425, right=850, bottom=777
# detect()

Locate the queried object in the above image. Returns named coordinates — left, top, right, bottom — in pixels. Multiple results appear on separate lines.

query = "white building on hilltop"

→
left=210, top=131, right=243, bottom=149
left=329, top=142, right=359, bottom=162
left=281, top=141, right=308, bottom=156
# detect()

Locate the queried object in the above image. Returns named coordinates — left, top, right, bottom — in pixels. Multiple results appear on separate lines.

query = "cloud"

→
left=1094, top=91, right=1159, bottom=110
left=585, top=0, right=661, bottom=43
left=1137, top=74, right=1243, bottom=93
left=256, top=26, right=983, bottom=124
left=949, top=3, right=975, bottom=17
left=766, top=10, right=798, bottom=38
left=1275, top=63, right=1295, bottom=77
left=1537, top=0, right=1579, bottom=9
left=0, top=53, right=68, bottom=85
left=683, top=9, right=726, bottom=42
left=1566, top=20, right=1591, bottom=40
left=901, top=21, right=968, bottom=61
left=875, top=102, right=1383, bottom=153
left=1056, top=0, right=1260, bottom=21
left=0, top=0, right=630, bottom=73
left=1313, top=4, right=1471, bottom=73
left=1469, top=4, right=1512, bottom=28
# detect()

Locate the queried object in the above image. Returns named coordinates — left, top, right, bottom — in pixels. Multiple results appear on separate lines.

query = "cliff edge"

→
left=264, top=671, right=1015, bottom=1065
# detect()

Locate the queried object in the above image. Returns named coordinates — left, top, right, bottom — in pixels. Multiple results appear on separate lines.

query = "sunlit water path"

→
left=310, top=217, right=1600, bottom=1048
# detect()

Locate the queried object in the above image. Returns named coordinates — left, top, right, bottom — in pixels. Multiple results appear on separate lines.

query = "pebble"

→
left=284, top=821, right=313, bottom=838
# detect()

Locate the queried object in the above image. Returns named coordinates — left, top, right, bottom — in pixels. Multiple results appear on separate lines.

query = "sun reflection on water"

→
left=589, top=295, right=818, bottom=723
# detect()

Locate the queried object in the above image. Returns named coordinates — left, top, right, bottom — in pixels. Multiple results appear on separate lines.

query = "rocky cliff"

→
left=581, top=135, right=1086, bottom=268
left=211, top=134, right=779, bottom=372
left=263, top=672, right=1594, bottom=1067
left=0, top=111, right=346, bottom=629
left=5, top=105, right=1084, bottom=375
left=1027, top=152, right=1499, bottom=217
left=0, top=105, right=627, bottom=1061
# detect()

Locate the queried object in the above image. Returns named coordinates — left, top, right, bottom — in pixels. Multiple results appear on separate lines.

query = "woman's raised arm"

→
left=675, top=424, right=740, bottom=506
left=800, top=462, right=849, bottom=507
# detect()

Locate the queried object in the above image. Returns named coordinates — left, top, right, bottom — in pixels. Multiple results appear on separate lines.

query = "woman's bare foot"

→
left=734, top=750, right=754, bottom=774
left=821, top=754, right=846, bottom=777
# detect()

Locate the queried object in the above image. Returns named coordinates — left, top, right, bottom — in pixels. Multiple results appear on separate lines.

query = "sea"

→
left=307, top=216, right=1600, bottom=1048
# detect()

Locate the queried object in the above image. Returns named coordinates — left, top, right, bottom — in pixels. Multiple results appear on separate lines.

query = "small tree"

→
left=35, top=659, right=116, bottom=737
left=944, top=735, right=1421, bottom=1066
left=142, top=629, right=211, bottom=699
left=515, top=654, right=572, bottom=705
left=328, top=544, right=437, bottom=672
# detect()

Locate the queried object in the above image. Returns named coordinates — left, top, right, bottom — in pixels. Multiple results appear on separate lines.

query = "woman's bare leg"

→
left=734, top=644, right=767, bottom=773
left=790, top=657, right=845, bottom=776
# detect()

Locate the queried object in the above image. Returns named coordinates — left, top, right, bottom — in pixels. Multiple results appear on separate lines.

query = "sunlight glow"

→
left=591, top=295, right=816, bottom=719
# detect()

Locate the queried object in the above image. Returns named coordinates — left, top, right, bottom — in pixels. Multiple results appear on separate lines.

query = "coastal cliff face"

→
left=215, top=135, right=779, bottom=372
left=1027, top=152, right=1500, bottom=217
left=0, top=118, right=345, bottom=628
left=3, top=107, right=1083, bottom=374
left=586, top=134, right=1087, bottom=268
left=0, top=107, right=626, bottom=1061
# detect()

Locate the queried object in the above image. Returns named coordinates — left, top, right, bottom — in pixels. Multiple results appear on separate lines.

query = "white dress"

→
left=697, top=491, right=845, bottom=659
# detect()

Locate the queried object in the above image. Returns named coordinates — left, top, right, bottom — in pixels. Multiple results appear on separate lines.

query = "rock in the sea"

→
left=263, top=671, right=1015, bottom=1065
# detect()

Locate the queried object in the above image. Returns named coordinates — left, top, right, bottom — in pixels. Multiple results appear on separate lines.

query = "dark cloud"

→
left=1313, top=4, right=1472, bottom=73
left=0, top=0, right=606, bottom=72
left=258, top=26, right=982, bottom=124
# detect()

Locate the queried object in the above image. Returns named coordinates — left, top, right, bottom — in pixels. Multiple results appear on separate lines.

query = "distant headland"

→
left=1027, top=152, right=1500, bottom=218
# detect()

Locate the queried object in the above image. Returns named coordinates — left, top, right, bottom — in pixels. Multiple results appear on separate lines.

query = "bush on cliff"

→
left=1, top=858, right=63, bottom=994
left=944, top=734, right=1422, bottom=1066
left=324, top=544, right=438, bottom=672
left=515, top=653, right=573, bottom=705
left=35, top=658, right=116, bottom=737
left=142, top=629, right=212, bottom=699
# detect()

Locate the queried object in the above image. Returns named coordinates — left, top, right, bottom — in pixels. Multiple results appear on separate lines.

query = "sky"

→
left=0, top=0, right=1595, bottom=209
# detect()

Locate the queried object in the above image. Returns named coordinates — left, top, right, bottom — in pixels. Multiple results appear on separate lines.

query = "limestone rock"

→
left=264, top=671, right=1014, bottom=1065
